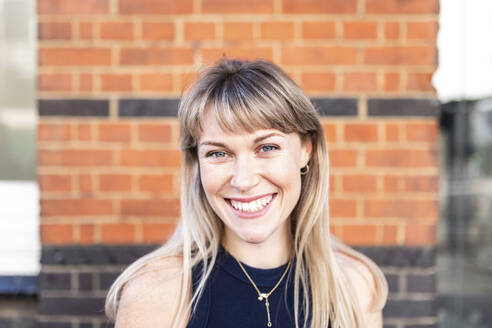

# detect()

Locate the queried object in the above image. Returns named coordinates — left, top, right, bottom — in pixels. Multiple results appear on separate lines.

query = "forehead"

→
left=198, top=109, right=284, bottom=141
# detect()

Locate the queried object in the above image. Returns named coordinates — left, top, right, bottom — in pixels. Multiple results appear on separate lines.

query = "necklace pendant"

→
left=258, top=293, right=268, bottom=301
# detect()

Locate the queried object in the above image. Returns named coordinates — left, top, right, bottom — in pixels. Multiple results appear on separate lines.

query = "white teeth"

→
left=230, top=194, right=273, bottom=213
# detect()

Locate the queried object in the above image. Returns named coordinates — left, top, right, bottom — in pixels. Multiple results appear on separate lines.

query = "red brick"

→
left=385, top=122, right=400, bottom=142
left=366, top=0, right=439, bottom=14
left=138, top=174, right=173, bottom=193
left=364, top=199, right=438, bottom=219
left=38, top=174, right=72, bottom=192
left=301, top=72, right=336, bottom=92
left=41, top=199, right=113, bottom=216
left=39, top=48, right=111, bottom=66
left=202, top=47, right=273, bottom=63
left=302, top=22, right=336, bottom=39
left=38, top=149, right=113, bottom=166
left=80, top=224, right=95, bottom=244
left=365, top=149, right=438, bottom=167
left=100, top=74, right=133, bottom=92
left=142, top=22, right=175, bottom=41
left=260, top=22, right=294, bottom=40
left=38, top=22, right=72, bottom=40
left=120, top=199, right=180, bottom=217
left=78, top=174, right=94, bottom=193
left=383, top=175, right=399, bottom=192
left=283, top=0, right=356, bottom=13
left=184, top=22, right=215, bottom=41
left=343, top=72, right=377, bottom=92
left=79, top=22, right=93, bottom=40
left=100, top=22, right=134, bottom=40
left=404, top=224, right=436, bottom=245
left=343, top=21, right=378, bottom=40
left=364, top=47, right=436, bottom=65
left=406, top=22, right=438, bottom=40
left=99, top=174, right=132, bottom=192
left=179, top=72, right=198, bottom=92
left=41, top=224, right=73, bottom=244
left=384, top=22, right=400, bottom=40
left=79, top=73, right=93, bottom=92
left=406, top=72, right=435, bottom=92
left=120, top=48, right=194, bottom=65
left=119, top=0, right=193, bottom=14
left=202, top=0, right=273, bottom=13
left=38, top=74, right=72, bottom=92
left=330, top=149, right=358, bottom=167
left=120, top=149, right=181, bottom=167
left=382, top=225, right=398, bottom=245
left=282, top=47, right=357, bottom=65
left=330, top=198, right=357, bottom=217
left=38, top=0, right=109, bottom=15
left=405, top=122, right=438, bottom=142
left=402, top=175, right=439, bottom=192
left=77, top=123, right=92, bottom=141
left=97, top=122, right=131, bottom=142
left=138, top=123, right=172, bottom=142
left=341, top=225, right=377, bottom=246
left=142, top=223, right=175, bottom=243
left=342, top=175, right=377, bottom=193
left=101, top=224, right=136, bottom=244
left=139, top=73, right=173, bottom=92
left=38, top=122, right=71, bottom=141
left=223, top=22, right=254, bottom=41
left=344, top=123, right=379, bottom=142
left=384, top=72, right=400, bottom=92
left=321, top=122, right=337, bottom=143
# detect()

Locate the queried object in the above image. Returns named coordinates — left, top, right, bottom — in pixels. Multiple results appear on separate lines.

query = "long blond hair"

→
left=106, top=58, right=387, bottom=327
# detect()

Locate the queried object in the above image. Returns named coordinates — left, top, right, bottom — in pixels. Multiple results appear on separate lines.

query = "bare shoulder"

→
left=334, top=250, right=383, bottom=327
left=115, top=256, right=187, bottom=328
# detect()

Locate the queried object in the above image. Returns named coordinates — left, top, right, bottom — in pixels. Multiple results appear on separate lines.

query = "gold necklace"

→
left=232, top=255, right=292, bottom=327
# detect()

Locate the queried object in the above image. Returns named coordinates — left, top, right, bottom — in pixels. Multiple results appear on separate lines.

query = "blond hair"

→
left=106, top=58, right=387, bottom=327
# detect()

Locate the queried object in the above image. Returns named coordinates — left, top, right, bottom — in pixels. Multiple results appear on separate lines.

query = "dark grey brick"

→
left=407, top=273, right=435, bottom=293
left=0, top=318, right=12, bottom=328
left=356, top=247, right=435, bottom=268
left=41, top=245, right=157, bottom=265
left=100, top=321, right=114, bottom=328
left=0, top=317, right=37, bottom=328
left=39, top=273, right=71, bottom=291
left=38, top=322, right=72, bottom=328
left=368, top=98, right=439, bottom=117
left=38, top=99, right=109, bottom=117
left=119, top=98, right=180, bottom=117
left=383, top=299, right=436, bottom=318
left=311, top=98, right=358, bottom=116
left=39, top=296, right=106, bottom=316
left=405, top=325, right=437, bottom=328
left=78, top=273, right=93, bottom=291
left=383, top=325, right=397, bottom=328
left=99, top=272, right=120, bottom=291
left=385, top=273, right=399, bottom=293
left=79, top=322, right=95, bottom=328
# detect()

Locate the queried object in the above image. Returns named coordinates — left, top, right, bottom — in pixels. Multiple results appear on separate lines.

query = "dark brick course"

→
left=39, top=296, right=106, bottom=316
left=38, top=99, right=109, bottom=117
left=407, top=273, right=436, bottom=293
left=384, top=299, right=436, bottom=318
left=38, top=273, right=71, bottom=291
left=311, top=98, right=358, bottom=116
left=368, top=98, right=439, bottom=117
left=119, top=98, right=180, bottom=117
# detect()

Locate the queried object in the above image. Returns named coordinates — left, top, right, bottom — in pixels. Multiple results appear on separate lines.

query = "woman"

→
left=106, top=59, right=388, bottom=328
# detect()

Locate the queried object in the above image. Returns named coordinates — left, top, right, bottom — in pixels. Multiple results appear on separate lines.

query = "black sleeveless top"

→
left=187, top=246, right=330, bottom=328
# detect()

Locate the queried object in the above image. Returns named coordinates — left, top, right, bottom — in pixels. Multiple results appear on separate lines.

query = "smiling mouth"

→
left=226, top=194, right=275, bottom=213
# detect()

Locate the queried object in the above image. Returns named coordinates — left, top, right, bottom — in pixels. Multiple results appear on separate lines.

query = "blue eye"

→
left=207, top=151, right=227, bottom=158
left=260, top=145, right=278, bottom=152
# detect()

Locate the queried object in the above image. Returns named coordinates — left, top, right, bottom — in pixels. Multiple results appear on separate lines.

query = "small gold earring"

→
left=300, top=164, right=309, bottom=175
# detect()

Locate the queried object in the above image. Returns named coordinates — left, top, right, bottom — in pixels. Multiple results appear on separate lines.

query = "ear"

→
left=300, top=135, right=313, bottom=168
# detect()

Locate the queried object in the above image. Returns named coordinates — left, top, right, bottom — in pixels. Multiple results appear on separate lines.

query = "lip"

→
left=225, top=193, right=277, bottom=219
left=226, top=193, right=275, bottom=202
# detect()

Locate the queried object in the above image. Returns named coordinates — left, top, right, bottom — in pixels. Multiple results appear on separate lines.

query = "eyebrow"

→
left=199, top=132, right=285, bottom=148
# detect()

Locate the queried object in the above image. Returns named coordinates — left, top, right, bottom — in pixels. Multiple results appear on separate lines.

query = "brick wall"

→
left=35, top=0, right=440, bottom=327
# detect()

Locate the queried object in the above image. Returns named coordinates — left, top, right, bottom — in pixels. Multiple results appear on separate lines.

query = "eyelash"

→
left=205, top=144, right=279, bottom=158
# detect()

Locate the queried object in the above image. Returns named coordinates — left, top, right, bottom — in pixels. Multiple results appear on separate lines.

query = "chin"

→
left=238, top=229, right=270, bottom=244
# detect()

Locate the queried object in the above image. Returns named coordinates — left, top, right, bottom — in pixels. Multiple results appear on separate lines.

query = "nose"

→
left=230, top=155, right=259, bottom=191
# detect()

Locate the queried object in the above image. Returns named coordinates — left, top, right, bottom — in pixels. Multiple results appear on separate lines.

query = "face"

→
left=197, top=110, right=312, bottom=248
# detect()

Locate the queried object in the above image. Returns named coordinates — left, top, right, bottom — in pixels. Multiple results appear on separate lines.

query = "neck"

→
left=222, top=221, right=293, bottom=269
